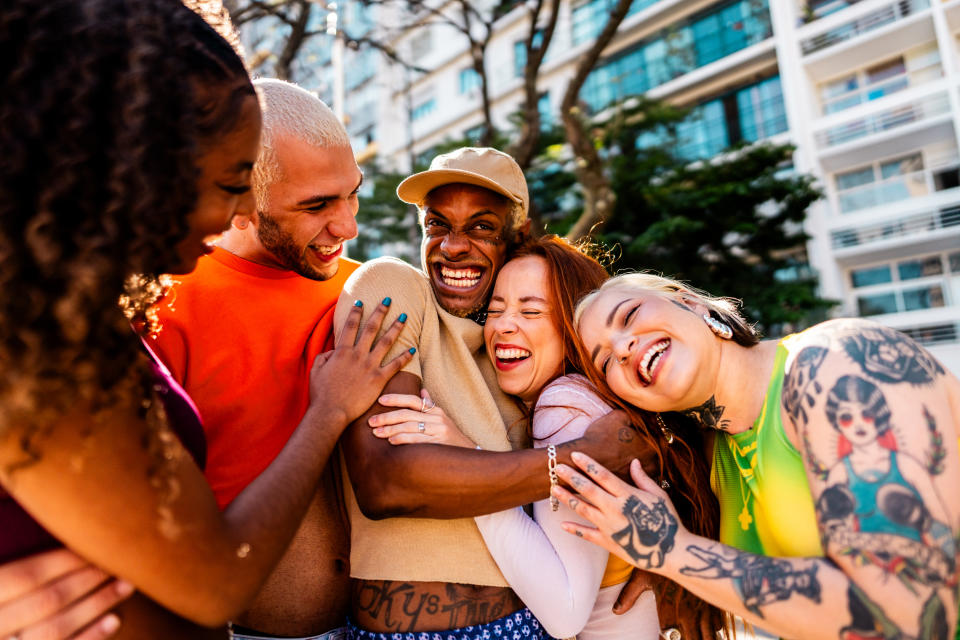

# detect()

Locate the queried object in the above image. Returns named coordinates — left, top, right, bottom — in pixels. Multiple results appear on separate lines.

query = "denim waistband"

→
left=346, top=608, right=556, bottom=640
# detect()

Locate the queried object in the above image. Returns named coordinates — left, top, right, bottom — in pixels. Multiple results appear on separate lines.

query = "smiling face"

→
left=483, top=256, right=564, bottom=403
left=577, top=287, right=721, bottom=412
left=172, top=91, right=261, bottom=274
left=252, top=136, right=361, bottom=280
left=422, top=183, right=513, bottom=317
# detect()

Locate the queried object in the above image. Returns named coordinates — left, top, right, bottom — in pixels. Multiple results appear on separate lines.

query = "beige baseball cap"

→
left=397, top=147, right=529, bottom=221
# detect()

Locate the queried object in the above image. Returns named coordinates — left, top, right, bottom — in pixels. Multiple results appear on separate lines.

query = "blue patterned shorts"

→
left=346, top=609, right=556, bottom=640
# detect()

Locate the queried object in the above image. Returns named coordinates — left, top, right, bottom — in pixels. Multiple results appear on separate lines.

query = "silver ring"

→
left=660, top=628, right=681, bottom=640
left=660, top=479, right=670, bottom=489
left=417, top=422, right=425, bottom=433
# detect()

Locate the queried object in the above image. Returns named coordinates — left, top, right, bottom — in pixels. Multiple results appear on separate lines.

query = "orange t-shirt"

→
left=150, top=247, right=359, bottom=508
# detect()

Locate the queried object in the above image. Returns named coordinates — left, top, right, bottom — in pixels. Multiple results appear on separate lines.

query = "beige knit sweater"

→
left=334, top=257, right=527, bottom=586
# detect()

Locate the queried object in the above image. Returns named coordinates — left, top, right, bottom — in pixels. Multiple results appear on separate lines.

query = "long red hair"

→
left=507, top=235, right=727, bottom=639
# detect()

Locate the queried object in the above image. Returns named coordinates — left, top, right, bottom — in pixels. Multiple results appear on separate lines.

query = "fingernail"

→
left=398, top=313, right=407, bottom=323
left=613, top=604, right=623, bottom=614
left=382, top=297, right=392, bottom=307
left=373, top=428, right=384, bottom=436
left=116, top=579, right=135, bottom=597
left=571, top=451, right=586, bottom=463
left=408, top=347, right=416, bottom=354
left=354, top=299, right=363, bottom=307
left=101, top=614, right=121, bottom=633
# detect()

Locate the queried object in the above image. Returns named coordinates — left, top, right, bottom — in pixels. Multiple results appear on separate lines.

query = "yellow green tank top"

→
left=710, top=336, right=824, bottom=558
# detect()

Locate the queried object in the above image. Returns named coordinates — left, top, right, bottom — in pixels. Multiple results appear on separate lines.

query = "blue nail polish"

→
left=398, top=313, right=408, bottom=323
left=383, top=297, right=392, bottom=307
left=408, top=347, right=416, bottom=354
left=354, top=300, right=363, bottom=307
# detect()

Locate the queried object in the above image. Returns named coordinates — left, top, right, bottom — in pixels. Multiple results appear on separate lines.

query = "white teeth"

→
left=495, top=347, right=531, bottom=360
left=638, top=339, right=670, bottom=383
left=439, top=266, right=482, bottom=288
left=311, top=243, right=341, bottom=255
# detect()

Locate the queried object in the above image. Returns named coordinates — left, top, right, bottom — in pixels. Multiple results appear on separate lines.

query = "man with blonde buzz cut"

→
left=149, top=78, right=366, bottom=640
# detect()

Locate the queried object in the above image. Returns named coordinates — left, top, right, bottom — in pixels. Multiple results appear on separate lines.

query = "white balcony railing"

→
left=831, top=204, right=960, bottom=248
left=900, top=322, right=960, bottom=345
left=821, top=60, right=942, bottom=115
left=835, top=162, right=960, bottom=212
left=801, top=0, right=931, bottom=55
left=815, top=91, right=950, bottom=148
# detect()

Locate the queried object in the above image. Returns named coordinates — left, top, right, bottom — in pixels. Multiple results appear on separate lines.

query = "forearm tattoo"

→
left=681, top=395, right=730, bottom=431
left=611, top=495, right=678, bottom=569
left=679, top=545, right=821, bottom=618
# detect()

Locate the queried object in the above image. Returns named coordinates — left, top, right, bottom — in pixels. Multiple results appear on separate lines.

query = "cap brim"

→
left=397, top=168, right=523, bottom=207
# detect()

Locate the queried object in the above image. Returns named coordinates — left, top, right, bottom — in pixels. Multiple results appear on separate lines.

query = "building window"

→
left=819, top=51, right=940, bottom=115
left=834, top=152, right=960, bottom=213
left=571, top=0, right=661, bottom=46
left=638, top=75, right=786, bottom=161
left=849, top=251, right=955, bottom=317
left=459, top=68, right=481, bottom=94
left=538, top=92, right=552, bottom=129
left=409, top=27, right=432, bottom=61
left=514, top=31, right=544, bottom=78
left=411, top=97, right=437, bottom=121
left=737, top=75, right=787, bottom=142
left=580, top=0, right=772, bottom=113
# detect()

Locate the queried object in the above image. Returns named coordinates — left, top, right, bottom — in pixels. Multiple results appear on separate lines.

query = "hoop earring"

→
left=703, top=313, right=733, bottom=340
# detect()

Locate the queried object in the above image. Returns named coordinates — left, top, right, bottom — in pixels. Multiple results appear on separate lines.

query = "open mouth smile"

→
left=435, top=264, right=484, bottom=289
left=308, top=242, right=343, bottom=262
left=494, top=343, right=531, bottom=371
left=637, top=338, right=670, bottom=385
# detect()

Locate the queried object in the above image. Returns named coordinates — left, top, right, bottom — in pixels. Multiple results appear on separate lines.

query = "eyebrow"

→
left=295, top=173, right=363, bottom=207
left=519, top=296, right=549, bottom=304
left=424, top=208, right=503, bottom=221
left=590, top=299, right=631, bottom=363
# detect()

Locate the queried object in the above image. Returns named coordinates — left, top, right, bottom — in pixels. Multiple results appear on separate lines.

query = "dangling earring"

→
left=656, top=414, right=675, bottom=444
left=703, top=313, right=733, bottom=340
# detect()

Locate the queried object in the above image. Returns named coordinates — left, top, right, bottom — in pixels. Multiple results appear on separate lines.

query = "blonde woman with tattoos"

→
left=557, top=273, right=959, bottom=640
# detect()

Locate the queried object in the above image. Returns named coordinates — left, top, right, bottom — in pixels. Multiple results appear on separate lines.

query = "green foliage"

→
left=537, top=97, right=834, bottom=335
left=352, top=162, right=418, bottom=264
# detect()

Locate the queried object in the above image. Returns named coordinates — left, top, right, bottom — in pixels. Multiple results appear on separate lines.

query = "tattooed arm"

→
left=555, top=320, right=960, bottom=640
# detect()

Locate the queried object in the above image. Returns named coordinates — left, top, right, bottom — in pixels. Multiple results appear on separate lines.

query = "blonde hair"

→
left=575, top=272, right=760, bottom=347
left=251, top=78, right=351, bottom=210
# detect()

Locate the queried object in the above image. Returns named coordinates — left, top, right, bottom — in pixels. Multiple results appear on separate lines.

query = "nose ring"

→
left=618, top=355, right=627, bottom=364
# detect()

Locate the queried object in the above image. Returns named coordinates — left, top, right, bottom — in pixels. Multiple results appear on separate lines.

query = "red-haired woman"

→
left=370, top=236, right=726, bottom=639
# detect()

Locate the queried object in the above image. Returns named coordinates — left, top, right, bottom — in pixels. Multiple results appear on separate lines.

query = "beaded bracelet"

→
left=547, top=444, right=559, bottom=511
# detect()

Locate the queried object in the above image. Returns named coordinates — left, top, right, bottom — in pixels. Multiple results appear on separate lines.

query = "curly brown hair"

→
left=0, top=0, right=253, bottom=443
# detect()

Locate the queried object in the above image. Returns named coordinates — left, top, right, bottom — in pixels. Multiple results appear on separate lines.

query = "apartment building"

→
left=366, top=0, right=960, bottom=373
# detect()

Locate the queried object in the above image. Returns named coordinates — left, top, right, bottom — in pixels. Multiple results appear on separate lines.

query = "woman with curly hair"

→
left=0, top=0, right=410, bottom=637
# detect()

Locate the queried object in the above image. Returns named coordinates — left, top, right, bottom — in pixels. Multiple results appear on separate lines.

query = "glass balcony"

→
left=831, top=204, right=960, bottom=248
left=820, top=60, right=942, bottom=115
left=801, top=0, right=931, bottom=55
left=815, top=91, right=950, bottom=148
left=836, top=162, right=960, bottom=212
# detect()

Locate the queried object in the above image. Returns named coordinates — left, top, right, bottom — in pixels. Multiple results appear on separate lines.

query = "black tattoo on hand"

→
left=680, top=546, right=821, bottom=618
left=682, top=396, right=730, bottom=431
left=842, top=326, right=944, bottom=386
left=611, top=495, right=678, bottom=569
left=782, top=346, right=827, bottom=428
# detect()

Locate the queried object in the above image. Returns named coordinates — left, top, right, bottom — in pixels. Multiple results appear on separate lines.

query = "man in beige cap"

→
left=332, top=147, right=648, bottom=639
